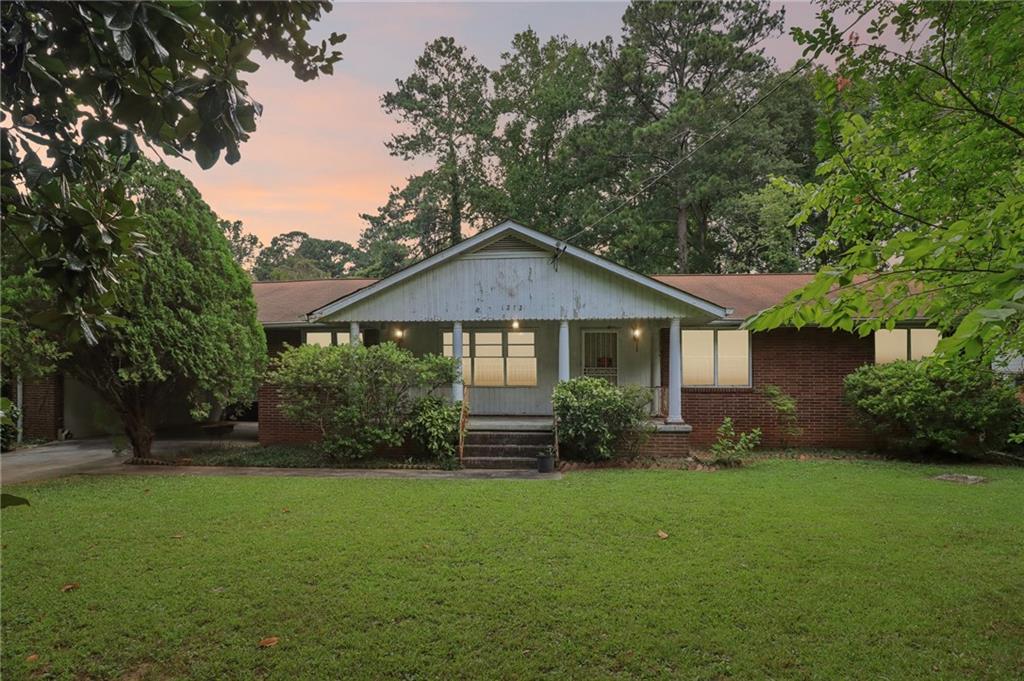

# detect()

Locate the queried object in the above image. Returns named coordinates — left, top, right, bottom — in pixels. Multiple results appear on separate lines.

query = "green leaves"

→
left=552, top=377, right=653, bottom=461
left=752, top=1, right=1024, bottom=366
left=844, top=359, right=1023, bottom=456
left=1, top=0, right=346, bottom=337
left=269, top=343, right=457, bottom=460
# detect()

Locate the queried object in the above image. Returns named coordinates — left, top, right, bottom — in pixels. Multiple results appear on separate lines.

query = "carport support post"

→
left=667, top=318, right=683, bottom=423
left=558, top=320, right=570, bottom=383
left=452, top=321, right=464, bottom=403
left=349, top=322, right=360, bottom=346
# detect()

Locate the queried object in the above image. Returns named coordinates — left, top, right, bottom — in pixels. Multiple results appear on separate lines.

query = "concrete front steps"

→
left=461, top=430, right=553, bottom=469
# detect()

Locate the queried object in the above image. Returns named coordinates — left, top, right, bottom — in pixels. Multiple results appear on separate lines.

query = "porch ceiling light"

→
left=511, top=320, right=520, bottom=329
left=394, top=328, right=405, bottom=339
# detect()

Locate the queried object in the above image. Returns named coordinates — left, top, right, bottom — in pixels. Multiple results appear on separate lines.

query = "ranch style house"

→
left=17, top=220, right=941, bottom=458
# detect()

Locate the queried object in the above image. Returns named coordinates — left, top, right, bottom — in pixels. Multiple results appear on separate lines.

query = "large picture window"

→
left=874, top=329, right=940, bottom=363
left=443, top=330, right=537, bottom=387
left=442, top=332, right=472, bottom=385
left=681, top=329, right=750, bottom=387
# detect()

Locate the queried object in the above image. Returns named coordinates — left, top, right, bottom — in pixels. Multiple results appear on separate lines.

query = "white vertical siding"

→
left=324, top=254, right=712, bottom=323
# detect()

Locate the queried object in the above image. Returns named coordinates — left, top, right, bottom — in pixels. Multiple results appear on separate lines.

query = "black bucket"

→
left=537, top=454, right=555, bottom=473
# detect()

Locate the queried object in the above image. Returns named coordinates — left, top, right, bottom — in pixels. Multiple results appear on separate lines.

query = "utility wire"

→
left=553, top=10, right=869, bottom=260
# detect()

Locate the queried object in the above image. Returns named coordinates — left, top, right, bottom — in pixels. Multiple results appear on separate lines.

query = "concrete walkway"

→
left=1, top=436, right=254, bottom=484
left=2, top=427, right=560, bottom=483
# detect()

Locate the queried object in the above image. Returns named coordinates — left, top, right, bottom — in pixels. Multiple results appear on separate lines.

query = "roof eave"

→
left=308, top=221, right=731, bottom=321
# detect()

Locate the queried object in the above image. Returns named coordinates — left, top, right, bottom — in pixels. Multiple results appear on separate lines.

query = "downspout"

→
left=16, top=374, right=23, bottom=443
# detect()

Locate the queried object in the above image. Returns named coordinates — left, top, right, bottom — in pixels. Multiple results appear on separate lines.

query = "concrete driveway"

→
left=2, top=423, right=258, bottom=484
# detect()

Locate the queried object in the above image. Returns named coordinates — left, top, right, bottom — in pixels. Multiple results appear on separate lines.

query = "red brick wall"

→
left=258, top=383, right=321, bottom=445
left=637, top=431, right=690, bottom=457
left=21, top=375, right=64, bottom=441
left=661, top=328, right=874, bottom=449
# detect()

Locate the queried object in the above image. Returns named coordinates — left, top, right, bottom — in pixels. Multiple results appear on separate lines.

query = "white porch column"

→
left=667, top=318, right=683, bottom=423
left=452, top=321, right=464, bottom=403
left=650, top=323, right=662, bottom=416
left=349, top=321, right=360, bottom=346
left=558, top=320, right=570, bottom=382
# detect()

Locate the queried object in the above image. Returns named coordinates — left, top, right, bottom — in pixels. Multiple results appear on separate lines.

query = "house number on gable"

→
left=502, top=304, right=524, bottom=312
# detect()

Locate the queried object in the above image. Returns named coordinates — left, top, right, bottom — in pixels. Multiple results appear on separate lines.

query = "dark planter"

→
left=537, top=453, right=555, bottom=473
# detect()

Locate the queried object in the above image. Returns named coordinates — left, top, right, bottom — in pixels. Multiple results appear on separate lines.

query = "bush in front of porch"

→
left=268, top=343, right=458, bottom=462
left=553, top=377, right=653, bottom=461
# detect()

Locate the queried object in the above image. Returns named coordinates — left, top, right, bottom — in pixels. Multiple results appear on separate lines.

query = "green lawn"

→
left=2, top=461, right=1022, bottom=680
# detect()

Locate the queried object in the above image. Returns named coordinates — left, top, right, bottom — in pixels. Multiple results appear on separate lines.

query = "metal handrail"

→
left=553, top=414, right=560, bottom=464
left=457, top=384, right=470, bottom=464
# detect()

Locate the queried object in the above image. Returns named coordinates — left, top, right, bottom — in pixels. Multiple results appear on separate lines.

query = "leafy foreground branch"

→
left=749, top=1, right=1023, bottom=365
left=1, top=0, right=344, bottom=339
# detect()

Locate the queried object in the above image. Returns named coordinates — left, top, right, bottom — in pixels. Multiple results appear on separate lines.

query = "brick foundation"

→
left=637, top=430, right=691, bottom=457
left=661, top=327, right=874, bottom=449
left=21, top=375, right=64, bottom=441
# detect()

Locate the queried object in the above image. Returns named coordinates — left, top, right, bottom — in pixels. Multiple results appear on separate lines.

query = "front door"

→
left=582, top=330, right=618, bottom=385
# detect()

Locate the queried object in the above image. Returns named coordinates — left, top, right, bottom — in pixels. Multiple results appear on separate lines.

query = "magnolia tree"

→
left=749, top=1, right=1023, bottom=365
left=47, top=160, right=266, bottom=458
left=1, top=1, right=344, bottom=339
left=268, top=343, right=455, bottom=460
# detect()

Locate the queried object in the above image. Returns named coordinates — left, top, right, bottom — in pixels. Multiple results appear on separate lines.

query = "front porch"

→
left=304, top=318, right=690, bottom=423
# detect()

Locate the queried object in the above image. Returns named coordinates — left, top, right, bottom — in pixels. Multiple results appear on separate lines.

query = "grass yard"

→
left=163, top=444, right=439, bottom=470
left=2, top=460, right=1022, bottom=680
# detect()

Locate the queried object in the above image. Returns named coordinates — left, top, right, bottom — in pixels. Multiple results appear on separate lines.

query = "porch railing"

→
left=457, top=384, right=470, bottom=464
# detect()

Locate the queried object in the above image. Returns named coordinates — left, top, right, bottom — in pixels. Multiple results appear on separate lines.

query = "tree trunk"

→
left=448, top=151, right=462, bottom=246
left=676, top=202, right=689, bottom=273
left=122, top=400, right=154, bottom=460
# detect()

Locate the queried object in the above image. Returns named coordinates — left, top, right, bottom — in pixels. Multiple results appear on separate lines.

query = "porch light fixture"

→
left=393, top=328, right=405, bottom=340
left=632, top=326, right=641, bottom=351
left=511, top=320, right=520, bottom=329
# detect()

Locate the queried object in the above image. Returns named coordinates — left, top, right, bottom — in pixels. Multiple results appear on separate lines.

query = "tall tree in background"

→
left=1, top=1, right=344, bottom=338
left=378, top=37, right=495, bottom=249
left=608, top=0, right=786, bottom=272
left=751, top=1, right=1023, bottom=364
left=354, top=1, right=822, bottom=277
left=219, top=219, right=263, bottom=274
left=252, top=231, right=355, bottom=281
left=486, top=30, right=607, bottom=236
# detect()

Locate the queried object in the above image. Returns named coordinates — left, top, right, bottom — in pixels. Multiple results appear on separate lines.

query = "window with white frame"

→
left=874, top=328, right=940, bottom=363
left=442, top=331, right=473, bottom=385
left=681, top=329, right=750, bottom=387
left=442, top=330, right=537, bottom=387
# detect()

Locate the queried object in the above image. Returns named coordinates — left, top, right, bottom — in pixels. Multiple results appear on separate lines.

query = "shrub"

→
left=843, top=359, right=1023, bottom=457
left=760, top=384, right=801, bottom=447
left=552, top=377, right=653, bottom=461
left=709, top=417, right=761, bottom=467
left=268, top=342, right=456, bottom=460
left=409, top=396, right=462, bottom=470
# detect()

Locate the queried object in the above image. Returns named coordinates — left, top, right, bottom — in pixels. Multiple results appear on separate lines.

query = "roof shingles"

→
left=253, top=273, right=814, bottom=325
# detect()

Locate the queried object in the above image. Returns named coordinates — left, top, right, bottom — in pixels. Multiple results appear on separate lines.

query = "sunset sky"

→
left=166, top=2, right=833, bottom=247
